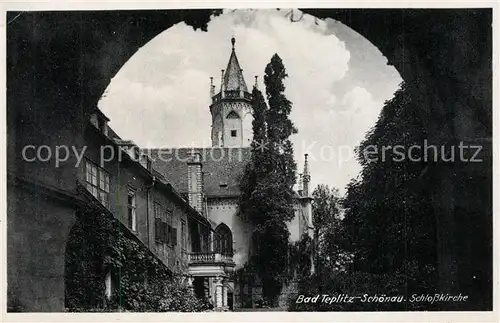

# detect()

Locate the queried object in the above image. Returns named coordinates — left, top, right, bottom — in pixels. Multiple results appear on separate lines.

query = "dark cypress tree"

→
left=239, top=54, right=299, bottom=305
left=264, top=54, right=297, bottom=225
left=239, top=86, right=269, bottom=224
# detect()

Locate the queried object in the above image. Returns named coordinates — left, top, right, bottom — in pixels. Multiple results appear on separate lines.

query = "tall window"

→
left=215, top=223, right=233, bottom=256
left=181, top=219, right=187, bottom=251
left=166, top=209, right=177, bottom=247
left=154, top=202, right=162, bottom=242
left=128, top=189, right=137, bottom=232
left=85, top=160, right=109, bottom=207
left=154, top=201, right=177, bottom=247
left=104, top=270, right=112, bottom=299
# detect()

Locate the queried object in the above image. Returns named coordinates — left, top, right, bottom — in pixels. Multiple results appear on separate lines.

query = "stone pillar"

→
left=186, top=276, right=194, bottom=294
left=210, top=231, right=214, bottom=253
left=223, top=279, right=228, bottom=308
left=214, top=276, right=223, bottom=309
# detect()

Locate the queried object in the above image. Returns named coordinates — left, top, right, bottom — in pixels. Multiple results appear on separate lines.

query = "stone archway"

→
left=7, top=8, right=492, bottom=311
left=6, top=183, right=77, bottom=312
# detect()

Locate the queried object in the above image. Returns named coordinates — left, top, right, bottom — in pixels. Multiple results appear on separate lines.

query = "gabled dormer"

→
left=90, top=108, right=109, bottom=136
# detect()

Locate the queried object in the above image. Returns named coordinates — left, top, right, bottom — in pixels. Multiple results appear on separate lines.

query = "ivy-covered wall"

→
left=65, top=208, right=204, bottom=312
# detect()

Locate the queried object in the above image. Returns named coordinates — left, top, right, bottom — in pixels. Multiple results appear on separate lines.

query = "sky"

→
left=99, top=9, right=402, bottom=195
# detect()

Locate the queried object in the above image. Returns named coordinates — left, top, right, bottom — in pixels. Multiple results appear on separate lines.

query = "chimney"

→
left=187, top=151, right=203, bottom=213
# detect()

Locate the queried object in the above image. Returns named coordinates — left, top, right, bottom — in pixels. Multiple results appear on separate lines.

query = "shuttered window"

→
left=154, top=201, right=177, bottom=246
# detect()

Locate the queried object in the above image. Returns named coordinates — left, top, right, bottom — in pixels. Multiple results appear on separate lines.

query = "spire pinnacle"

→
left=303, top=154, right=311, bottom=197
left=210, top=77, right=215, bottom=97
left=220, top=69, right=224, bottom=92
left=298, top=173, right=304, bottom=195
left=304, top=154, right=310, bottom=176
left=221, top=38, right=248, bottom=93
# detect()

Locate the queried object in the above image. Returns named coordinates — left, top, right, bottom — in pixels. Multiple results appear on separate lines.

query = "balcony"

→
left=211, top=90, right=252, bottom=104
left=189, top=252, right=234, bottom=265
left=188, top=252, right=235, bottom=276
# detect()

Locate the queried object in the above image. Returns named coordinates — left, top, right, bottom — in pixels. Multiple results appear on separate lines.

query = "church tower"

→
left=210, top=37, right=253, bottom=147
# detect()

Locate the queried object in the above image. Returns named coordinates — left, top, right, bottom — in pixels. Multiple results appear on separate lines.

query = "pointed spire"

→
left=254, top=76, right=258, bottom=89
left=303, top=154, right=310, bottom=176
left=303, top=154, right=311, bottom=197
left=222, top=37, right=248, bottom=93
left=220, top=69, right=225, bottom=97
left=210, top=77, right=215, bottom=98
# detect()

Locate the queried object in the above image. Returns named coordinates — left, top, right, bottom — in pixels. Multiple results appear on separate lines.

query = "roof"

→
left=94, top=124, right=211, bottom=226
left=149, top=147, right=251, bottom=198
left=107, top=127, right=121, bottom=141
left=223, top=48, right=248, bottom=93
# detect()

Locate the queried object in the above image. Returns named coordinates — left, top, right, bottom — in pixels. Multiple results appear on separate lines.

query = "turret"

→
left=209, top=37, right=253, bottom=148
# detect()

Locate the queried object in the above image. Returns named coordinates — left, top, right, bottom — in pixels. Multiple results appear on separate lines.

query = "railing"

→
left=224, top=90, right=241, bottom=99
left=212, top=92, right=221, bottom=102
left=189, top=252, right=235, bottom=265
left=212, top=90, right=252, bottom=103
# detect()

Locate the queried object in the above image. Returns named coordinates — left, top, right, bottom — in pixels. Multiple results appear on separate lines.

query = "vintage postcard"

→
left=2, top=1, right=498, bottom=322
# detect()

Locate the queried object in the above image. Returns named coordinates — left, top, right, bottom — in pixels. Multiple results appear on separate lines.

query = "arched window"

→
left=214, top=223, right=233, bottom=256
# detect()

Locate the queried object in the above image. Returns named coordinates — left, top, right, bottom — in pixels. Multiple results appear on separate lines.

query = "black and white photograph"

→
left=4, top=4, right=496, bottom=318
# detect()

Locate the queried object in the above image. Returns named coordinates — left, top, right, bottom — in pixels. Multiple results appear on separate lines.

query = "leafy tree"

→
left=287, top=185, right=345, bottom=310
left=239, top=54, right=298, bottom=305
left=311, top=185, right=342, bottom=271
left=341, top=82, right=438, bottom=294
left=289, top=83, right=439, bottom=311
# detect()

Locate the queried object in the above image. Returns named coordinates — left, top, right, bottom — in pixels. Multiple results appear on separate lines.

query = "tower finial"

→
left=231, top=37, right=235, bottom=50
left=254, top=76, right=258, bottom=88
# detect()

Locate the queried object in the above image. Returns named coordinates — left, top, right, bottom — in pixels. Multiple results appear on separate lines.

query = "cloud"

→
left=100, top=9, right=350, bottom=146
left=292, top=85, right=383, bottom=194
left=99, top=9, right=401, bottom=194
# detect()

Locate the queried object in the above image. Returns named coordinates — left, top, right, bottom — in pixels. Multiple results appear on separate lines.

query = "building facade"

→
left=149, top=38, right=314, bottom=309
left=68, top=109, right=220, bottom=310
left=6, top=36, right=312, bottom=312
